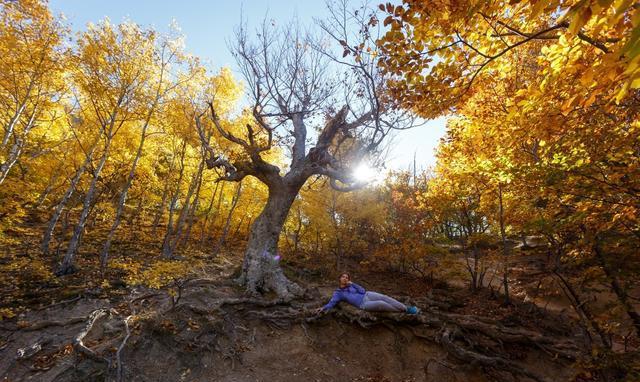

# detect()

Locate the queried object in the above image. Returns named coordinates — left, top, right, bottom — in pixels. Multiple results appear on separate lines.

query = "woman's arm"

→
left=349, top=282, right=366, bottom=294
left=321, top=291, right=342, bottom=311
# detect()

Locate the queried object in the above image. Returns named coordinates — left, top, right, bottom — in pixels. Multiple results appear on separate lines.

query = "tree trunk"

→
left=100, top=114, right=152, bottom=269
left=152, top=174, right=171, bottom=234
left=0, top=138, right=23, bottom=184
left=0, top=106, right=38, bottom=184
left=199, top=182, right=221, bottom=246
left=161, top=140, right=188, bottom=258
left=232, top=214, right=247, bottom=240
left=43, top=164, right=85, bottom=255
left=553, top=269, right=611, bottom=348
left=236, top=184, right=303, bottom=299
left=1, top=78, right=35, bottom=149
left=165, top=157, right=205, bottom=256
left=329, top=191, right=342, bottom=271
left=210, top=182, right=226, bottom=232
left=152, top=151, right=178, bottom=235
left=130, top=195, right=144, bottom=227
left=214, top=182, right=242, bottom=254
left=293, top=205, right=303, bottom=255
left=181, top=158, right=205, bottom=248
left=43, top=125, right=105, bottom=255
left=498, top=184, right=510, bottom=305
left=35, top=163, right=64, bottom=208
left=465, top=244, right=480, bottom=292
left=57, top=136, right=113, bottom=275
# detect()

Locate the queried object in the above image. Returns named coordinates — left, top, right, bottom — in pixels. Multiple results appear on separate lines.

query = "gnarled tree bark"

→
left=236, top=181, right=305, bottom=298
left=194, top=4, right=414, bottom=298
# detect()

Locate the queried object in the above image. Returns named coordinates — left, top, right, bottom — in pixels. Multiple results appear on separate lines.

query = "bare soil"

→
left=0, top=257, right=584, bottom=382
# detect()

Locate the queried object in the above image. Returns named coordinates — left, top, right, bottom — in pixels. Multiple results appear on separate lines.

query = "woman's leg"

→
left=361, top=299, right=401, bottom=312
left=362, top=291, right=406, bottom=312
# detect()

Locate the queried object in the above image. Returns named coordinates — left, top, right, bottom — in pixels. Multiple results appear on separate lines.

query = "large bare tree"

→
left=196, top=1, right=414, bottom=298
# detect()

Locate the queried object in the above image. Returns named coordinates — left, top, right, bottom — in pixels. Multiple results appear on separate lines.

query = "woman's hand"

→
left=347, top=281, right=353, bottom=285
left=314, top=307, right=324, bottom=314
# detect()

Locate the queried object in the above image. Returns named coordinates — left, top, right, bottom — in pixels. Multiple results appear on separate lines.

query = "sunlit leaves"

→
left=378, top=0, right=640, bottom=115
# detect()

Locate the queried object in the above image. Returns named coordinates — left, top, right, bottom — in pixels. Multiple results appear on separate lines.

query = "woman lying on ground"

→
left=315, top=272, right=420, bottom=314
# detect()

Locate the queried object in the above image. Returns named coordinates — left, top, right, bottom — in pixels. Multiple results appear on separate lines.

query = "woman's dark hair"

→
left=339, top=272, right=350, bottom=280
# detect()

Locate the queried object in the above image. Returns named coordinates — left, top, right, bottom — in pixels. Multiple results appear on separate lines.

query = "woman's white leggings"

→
left=360, top=291, right=406, bottom=312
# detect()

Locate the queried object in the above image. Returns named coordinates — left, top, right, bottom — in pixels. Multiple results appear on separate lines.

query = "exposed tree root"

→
left=438, top=326, right=548, bottom=382
left=73, top=308, right=113, bottom=363
left=21, top=317, right=87, bottom=331
left=114, top=315, right=132, bottom=382
left=324, top=306, right=581, bottom=381
left=429, top=311, right=580, bottom=360
left=16, top=337, right=52, bottom=360
left=231, top=301, right=580, bottom=381
left=6, top=282, right=586, bottom=382
left=314, top=306, right=581, bottom=359
left=172, top=296, right=293, bottom=315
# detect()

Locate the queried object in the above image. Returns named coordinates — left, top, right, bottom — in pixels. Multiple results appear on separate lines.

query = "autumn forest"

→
left=1, top=0, right=639, bottom=381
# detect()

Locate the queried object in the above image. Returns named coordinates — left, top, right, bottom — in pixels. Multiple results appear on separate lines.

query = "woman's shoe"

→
left=406, top=306, right=420, bottom=314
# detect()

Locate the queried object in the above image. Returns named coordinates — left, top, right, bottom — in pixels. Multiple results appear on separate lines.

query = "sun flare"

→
left=352, top=163, right=379, bottom=183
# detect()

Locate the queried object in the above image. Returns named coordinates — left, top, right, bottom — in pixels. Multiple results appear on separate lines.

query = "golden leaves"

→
left=378, top=0, right=640, bottom=115
left=127, top=260, right=192, bottom=289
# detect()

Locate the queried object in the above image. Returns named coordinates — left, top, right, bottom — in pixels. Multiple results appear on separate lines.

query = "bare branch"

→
left=207, top=101, right=250, bottom=150
left=329, top=177, right=366, bottom=192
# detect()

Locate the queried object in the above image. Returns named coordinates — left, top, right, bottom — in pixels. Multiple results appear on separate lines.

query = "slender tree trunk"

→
left=100, top=108, right=155, bottom=269
left=232, top=214, right=247, bottom=240
left=0, top=107, right=38, bottom=184
left=130, top=195, right=144, bottom=227
left=35, top=164, right=64, bottom=208
left=181, top=157, right=205, bottom=248
left=152, top=174, right=172, bottom=234
left=465, top=244, right=480, bottom=292
left=330, top=192, right=342, bottom=271
left=594, top=237, right=640, bottom=337
left=210, top=182, right=226, bottom=232
left=553, top=269, right=611, bottom=348
left=42, top=138, right=101, bottom=256
left=161, top=140, right=187, bottom=257
left=293, top=205, right=303, bottom=255
left=1, top=105, right=25, bottom=149
left=0, top=138, right=23, bottom=184
left=55, top=208, right=72, bottom=261
left=498, top=184, right=510, bottom=305
left=231, top=190, right=256, bottom=240
left=236, top=183, right=303, bottom=298
left=152, top=150, right=178, bottom=235
left=166, top=157, right=205, bottom=256
left=214, top=182, right=242, bottom=254
left=1, top=80, right=33, bottom=149
left=199, top=182, right=220, bottom=246
left=57, top=135, right=113, bottom=275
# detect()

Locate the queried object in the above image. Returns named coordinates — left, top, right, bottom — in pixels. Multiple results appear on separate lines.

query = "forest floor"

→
left=0, top=248, right=600, bottom=382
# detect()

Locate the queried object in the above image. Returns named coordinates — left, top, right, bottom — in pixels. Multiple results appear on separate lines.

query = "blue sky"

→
left=49, top=0, right=446, bottom=171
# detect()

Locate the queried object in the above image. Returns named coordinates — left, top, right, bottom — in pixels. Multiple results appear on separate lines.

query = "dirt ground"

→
left=0, top=256, right=582, bottom=382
